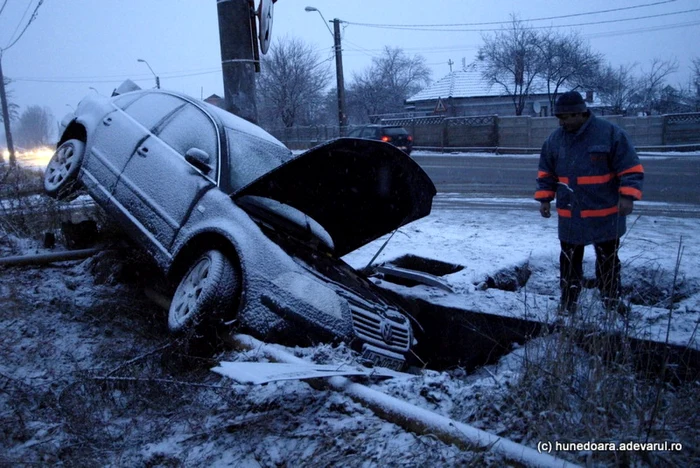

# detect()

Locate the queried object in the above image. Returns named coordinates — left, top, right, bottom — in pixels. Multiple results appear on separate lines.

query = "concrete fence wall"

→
left=266, top=112, right=700, bottom=151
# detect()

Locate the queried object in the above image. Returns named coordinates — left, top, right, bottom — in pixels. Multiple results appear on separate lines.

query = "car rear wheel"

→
left=168, top=250, right=239, bottom=336
left=44, top=139, right=86, bottom=199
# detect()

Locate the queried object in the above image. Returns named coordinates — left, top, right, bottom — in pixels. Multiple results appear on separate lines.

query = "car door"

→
left=83, top=93, right=179, bottom=198
left=113, top=101, right=220, bottom=252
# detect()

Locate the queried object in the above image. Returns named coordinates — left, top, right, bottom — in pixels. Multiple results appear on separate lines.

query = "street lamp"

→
left=304, top=6, right=333, bottom=37
left=137, top=58, right=160, bottom=89
left=305, top=6, right=347, bottom=135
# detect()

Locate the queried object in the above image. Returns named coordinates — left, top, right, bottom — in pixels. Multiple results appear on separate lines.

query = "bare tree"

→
left=14, top=105, right=54, bottom=148
left=537, top=30, right=603, bottom=110
left=591, top=63, right=638, bottom=115
left=478, top=16, right=543, bottom=116
left=635, top=58, right=679, bottom=114
left=0, top=77, right=18, bottom=124
left=257, top=36, right=332, bottom=128
left=346, top=70, right=387, bottom=121
left=656, top=84, right=686, bottom=114
left=347, top=46, right=431, bottom=122
left=691, top=57, right=700, bottom=111
left=0, top=76, right=19, bottom=164
left=1, top=0, right=46, bottom=165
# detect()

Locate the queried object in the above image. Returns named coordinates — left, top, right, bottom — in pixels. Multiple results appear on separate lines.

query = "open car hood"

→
left=236, top=138, right=436, bottom=257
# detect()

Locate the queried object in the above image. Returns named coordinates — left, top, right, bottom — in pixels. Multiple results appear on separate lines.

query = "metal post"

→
left=0, top=54, right=16, bottom=165
left=217, top=0, right=258, bottom=124
left=333, top=18, right=347, bottom=136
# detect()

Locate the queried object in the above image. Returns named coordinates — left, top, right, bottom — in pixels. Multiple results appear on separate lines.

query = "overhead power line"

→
left=344, top=8, right=700, bottom=33
left=344, top=0, right=680, bottom=28
left=2, top=0, right=45, bottom=51
left=585, top=18, right=700, bottom=38
left=12, top=67, right=223, bottom=84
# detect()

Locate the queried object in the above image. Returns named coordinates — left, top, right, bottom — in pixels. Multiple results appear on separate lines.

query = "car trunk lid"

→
left=235, top=138, right=436, bottom=257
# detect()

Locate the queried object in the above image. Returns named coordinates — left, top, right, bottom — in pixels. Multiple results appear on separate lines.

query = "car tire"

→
left=168, top=250, right=239, bottom=336
left=44, top=139, right=86, bottom=199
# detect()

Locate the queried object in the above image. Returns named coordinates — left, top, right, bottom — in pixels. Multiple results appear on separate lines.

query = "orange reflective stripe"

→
left=618, top=164, right=644, bottom=176
left=578, top=173, right=614, bottom=184
left=557, top=208, right=572, bottom=218
left=535, top=190, right=555, bottom=199
left=537, top=171, right=551, bottom=179
left=581, top=206, right=619, bottom=218
left=559, top=176, right=569, bottom=185
left=620, top=186, right=642, bottom=200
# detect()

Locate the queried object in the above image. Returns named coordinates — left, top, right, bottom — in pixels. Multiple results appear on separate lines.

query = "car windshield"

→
left=384, top=127, right=408, bottom=136
left=225, top=126, right=295, bottom=193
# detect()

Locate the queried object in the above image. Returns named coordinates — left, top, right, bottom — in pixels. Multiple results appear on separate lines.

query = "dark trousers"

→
left=560, top=239, right=622, bottom=309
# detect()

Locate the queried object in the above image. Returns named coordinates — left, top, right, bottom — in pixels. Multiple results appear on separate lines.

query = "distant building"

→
left=405, top=62, right=603, bottom=118
left=204, top=94, right=226, bottom=109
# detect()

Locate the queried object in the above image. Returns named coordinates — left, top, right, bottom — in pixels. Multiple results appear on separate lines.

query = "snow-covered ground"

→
left=347, top=195, right=700, bottom=349
left=1, top=153, right=698, bottom=466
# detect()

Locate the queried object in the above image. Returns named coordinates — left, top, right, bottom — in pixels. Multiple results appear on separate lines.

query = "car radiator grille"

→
left=342, top=296, right=411, bottom=352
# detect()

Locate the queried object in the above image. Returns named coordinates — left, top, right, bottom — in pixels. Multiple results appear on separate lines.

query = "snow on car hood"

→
left=236, top=138, right=437, bottom=257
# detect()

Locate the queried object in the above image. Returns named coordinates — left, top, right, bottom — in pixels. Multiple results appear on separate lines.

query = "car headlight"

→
left=272, top=272, right=344, bottom=320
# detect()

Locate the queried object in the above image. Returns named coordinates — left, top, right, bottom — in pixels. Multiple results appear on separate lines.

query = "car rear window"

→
left=225, top=127, right=295, bottom=193
left=383, top=127, right=409, bottom=136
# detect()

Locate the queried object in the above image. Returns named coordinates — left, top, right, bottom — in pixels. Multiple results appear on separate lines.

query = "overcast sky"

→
left=1, top=0, right=698, bottom=129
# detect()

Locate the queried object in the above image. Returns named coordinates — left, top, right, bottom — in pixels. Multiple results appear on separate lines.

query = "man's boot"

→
left=559, top=284, right=580, bottom=315
left=603, top=297, right=630, bottom=317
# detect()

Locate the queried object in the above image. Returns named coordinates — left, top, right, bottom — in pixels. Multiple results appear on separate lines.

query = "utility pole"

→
left=217, top=0, right=258, bottom=124
left=333, top=18, right=347, bottom=136
left=0, top=1, right=45, bottom=166
left=0, top=54, right=15, bottom=166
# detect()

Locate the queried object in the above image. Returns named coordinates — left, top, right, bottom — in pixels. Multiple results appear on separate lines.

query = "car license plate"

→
left=361, top=349, right=404, bottom=371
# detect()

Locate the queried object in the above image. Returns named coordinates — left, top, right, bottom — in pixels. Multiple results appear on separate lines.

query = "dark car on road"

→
left=44, top=81, right=436, bottom=370
left=347, top=124, right=414, bottom=155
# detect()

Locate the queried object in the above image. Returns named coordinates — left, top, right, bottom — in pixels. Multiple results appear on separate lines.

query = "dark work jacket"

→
left=535, top=114, right=644, bottom=245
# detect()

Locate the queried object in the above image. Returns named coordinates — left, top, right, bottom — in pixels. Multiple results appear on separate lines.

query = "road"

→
left=413, top=151, right=700, bottom=217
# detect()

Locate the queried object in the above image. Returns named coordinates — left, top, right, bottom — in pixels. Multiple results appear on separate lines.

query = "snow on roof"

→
left=407, top=62, right=597, bottom=106
left=407, top=63, right=505, bottom=102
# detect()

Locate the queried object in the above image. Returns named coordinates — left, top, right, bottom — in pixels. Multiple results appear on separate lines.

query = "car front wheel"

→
left=168, top=250, right=239, bottom=336
left=44, top=139, right=86, bottom=199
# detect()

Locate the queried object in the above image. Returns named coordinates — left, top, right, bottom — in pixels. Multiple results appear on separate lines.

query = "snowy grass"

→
left=0, top=165, right=62, bottom=246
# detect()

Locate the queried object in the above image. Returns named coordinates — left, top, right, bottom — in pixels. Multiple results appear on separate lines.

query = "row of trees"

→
left=3, top=26, right=698, bottom=146
left=478, top=17, right=692, bottom=116
left=256, top=23, right=700, bottom=127
left=256, top=36, right=432, bottom=128
left=0, top=78, right=55, bottom=150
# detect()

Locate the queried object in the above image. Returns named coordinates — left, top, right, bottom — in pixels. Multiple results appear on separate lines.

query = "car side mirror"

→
left=185, top=147, right=212, bottom=174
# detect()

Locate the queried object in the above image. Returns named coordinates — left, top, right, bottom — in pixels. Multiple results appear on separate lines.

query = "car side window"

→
left=361, top=127, right=377, bottom=138
left=122, top=94, right=186, bottom=131
left=347, top=128, right=361, bottom=137
left=156, top=105, right=219, bottom=173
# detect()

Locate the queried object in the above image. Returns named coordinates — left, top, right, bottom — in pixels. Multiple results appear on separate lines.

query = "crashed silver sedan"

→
left=44, top=82, right=436, bottom=370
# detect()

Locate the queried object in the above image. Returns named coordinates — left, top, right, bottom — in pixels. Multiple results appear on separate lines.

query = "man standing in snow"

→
left=535, top=91, right=644, bottom=315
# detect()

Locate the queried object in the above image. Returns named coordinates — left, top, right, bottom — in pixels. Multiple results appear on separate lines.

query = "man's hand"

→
left=539, top=201, right=551, bottom=218
left=618, top=197, right=634, bottom=216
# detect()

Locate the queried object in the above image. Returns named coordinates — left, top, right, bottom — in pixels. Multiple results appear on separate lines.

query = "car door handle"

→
left=102, top=117, right=113, bottom=126
left=137, top=146, right=149, bottom=157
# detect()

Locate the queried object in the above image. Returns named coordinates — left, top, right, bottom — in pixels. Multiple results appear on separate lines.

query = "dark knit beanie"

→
left=554, top=91, right=587, bottom=115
